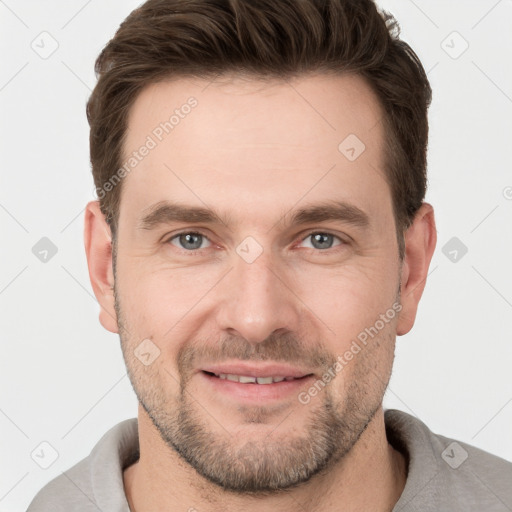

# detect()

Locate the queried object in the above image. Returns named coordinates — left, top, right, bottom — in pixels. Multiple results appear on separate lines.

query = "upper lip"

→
left=200, top=362, right=313, bottom=379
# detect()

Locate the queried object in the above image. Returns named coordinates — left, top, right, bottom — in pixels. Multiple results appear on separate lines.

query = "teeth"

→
left=239, top=375, right=257, bottom=383
left=215, top=373, right=291, bottom=384
left=256, top=376, right=273, bottom=384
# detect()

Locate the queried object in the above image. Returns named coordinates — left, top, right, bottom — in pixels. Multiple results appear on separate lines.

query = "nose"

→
left=216, top=248, right=301, bottom=344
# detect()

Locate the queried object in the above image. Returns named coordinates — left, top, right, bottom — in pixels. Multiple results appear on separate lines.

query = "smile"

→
left=204, top=372, right=305, bottom=384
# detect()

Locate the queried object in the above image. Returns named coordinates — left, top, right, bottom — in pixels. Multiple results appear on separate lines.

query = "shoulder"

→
left=385, top=409, right=512, bottom=511
left=26, top=457, right=96, bottom=512
left=27, top=418, right=138, bottom=512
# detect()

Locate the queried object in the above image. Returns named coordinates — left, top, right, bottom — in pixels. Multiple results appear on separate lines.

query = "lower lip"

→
left=199, top=371, right=315, bottom=402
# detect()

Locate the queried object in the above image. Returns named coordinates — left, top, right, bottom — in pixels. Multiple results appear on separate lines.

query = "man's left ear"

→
left=397, top=202, right=437, bottom=336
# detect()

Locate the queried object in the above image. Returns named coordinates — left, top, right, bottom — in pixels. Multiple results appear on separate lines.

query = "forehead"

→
left=125, top=72, right=384, bottom=153
left=120, top=73, right=391, bottom=230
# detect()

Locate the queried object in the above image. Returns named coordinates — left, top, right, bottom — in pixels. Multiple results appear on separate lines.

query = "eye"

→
left=168, top=232, right=212, bottom=251
left=298, top=232, right=343, bottom=250
left=165, top=231, right=345, bottom=253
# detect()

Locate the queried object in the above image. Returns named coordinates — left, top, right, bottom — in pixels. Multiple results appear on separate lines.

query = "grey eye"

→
left=300, top=233, right=342, bottom=250
left=170, top=232, right=210, bottom=251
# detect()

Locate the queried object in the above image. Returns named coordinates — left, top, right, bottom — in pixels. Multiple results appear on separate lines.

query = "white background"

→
left=1, top=1, right=511, bottom=510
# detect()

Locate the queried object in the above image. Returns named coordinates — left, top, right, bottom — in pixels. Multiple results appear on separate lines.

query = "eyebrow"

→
left=138, top=200, right=370, bottom=231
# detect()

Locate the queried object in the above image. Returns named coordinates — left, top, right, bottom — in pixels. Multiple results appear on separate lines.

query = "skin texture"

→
left=84, top=73, right=436, bottom=511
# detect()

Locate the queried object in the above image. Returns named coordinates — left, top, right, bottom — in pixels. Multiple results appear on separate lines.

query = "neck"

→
left=123, top=405, right=407, bottom=512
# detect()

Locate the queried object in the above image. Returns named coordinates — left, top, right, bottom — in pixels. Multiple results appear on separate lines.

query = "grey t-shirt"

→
left=27, top=409, right=512, bottom=511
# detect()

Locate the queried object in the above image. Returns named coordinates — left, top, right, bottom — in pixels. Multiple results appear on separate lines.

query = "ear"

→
left=397, top=203, right=437, bottom=336
left=84, top=200, right=118, bottom=333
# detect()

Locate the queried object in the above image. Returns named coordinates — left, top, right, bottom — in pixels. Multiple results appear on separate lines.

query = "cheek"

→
left=115, top=248, right=238, bottom=387
left=115, top=258, right=226, bottom=339
left=293, top=261, right=399, bottom=339
left=116, top=243, right=399, bottom=346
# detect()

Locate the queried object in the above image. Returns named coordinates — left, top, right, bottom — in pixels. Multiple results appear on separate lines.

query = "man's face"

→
left=113, top=73, right=403, bottom=492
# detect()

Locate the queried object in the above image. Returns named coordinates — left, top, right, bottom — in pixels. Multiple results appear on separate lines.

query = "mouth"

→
left=202, top=371, right=311, bottom=384
left=198, top=363, right=316, bottom=403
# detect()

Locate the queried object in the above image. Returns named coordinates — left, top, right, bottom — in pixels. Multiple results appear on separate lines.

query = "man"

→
left=27, top=0, right=512, bottom=510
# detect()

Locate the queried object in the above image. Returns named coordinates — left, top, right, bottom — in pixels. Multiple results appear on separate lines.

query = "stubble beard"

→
left=114, top=289, right=395, bottom=494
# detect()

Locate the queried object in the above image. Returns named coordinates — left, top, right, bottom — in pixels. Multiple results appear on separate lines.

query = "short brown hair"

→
left=87, top=0, right=432, bottom=257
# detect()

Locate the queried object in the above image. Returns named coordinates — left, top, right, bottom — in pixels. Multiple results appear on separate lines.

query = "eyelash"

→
left=164, top=230, right=346, bottom=255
